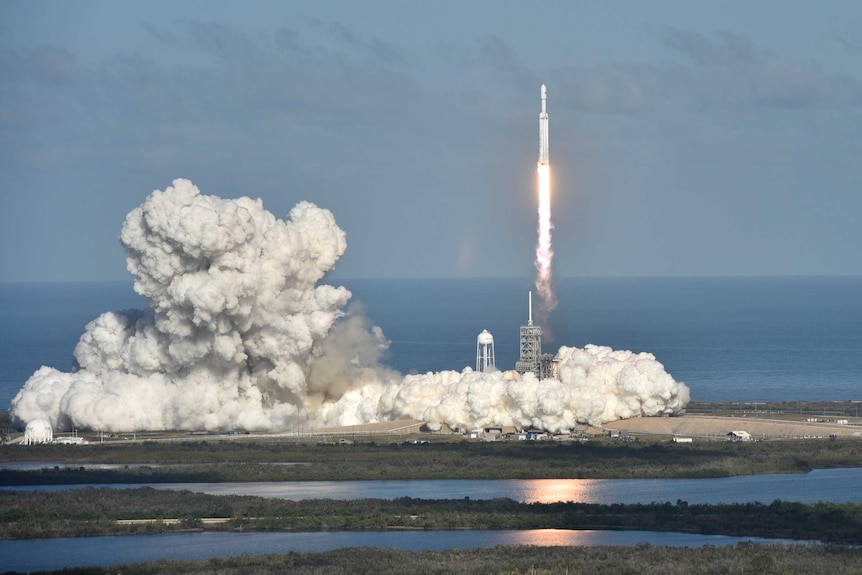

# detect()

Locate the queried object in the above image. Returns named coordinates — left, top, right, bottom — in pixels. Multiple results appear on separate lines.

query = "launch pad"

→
left=514, top=291, right=558, bottom=380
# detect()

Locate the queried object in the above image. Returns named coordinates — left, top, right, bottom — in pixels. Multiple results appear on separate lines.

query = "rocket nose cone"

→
left=541, top=84, right=547, bottom=98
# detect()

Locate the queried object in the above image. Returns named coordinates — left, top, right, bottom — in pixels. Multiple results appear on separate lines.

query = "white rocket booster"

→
left=538, top=84, right=549, bottom=166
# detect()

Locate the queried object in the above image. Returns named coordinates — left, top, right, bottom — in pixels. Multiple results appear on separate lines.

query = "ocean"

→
left=1, top=276, right=860, bottom=409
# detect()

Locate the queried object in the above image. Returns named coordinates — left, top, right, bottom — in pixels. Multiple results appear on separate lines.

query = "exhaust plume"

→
left=534, top=162, right=556, bottom=320
left=534, top=84, right=556, bottom=324
left=9, top=180, right=688, bottom=432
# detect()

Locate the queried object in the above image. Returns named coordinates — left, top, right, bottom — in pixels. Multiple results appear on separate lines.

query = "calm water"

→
left=0, top=530, right=800, bottom=573
left=6, top=468, right=862, bottom=505
left=347, top=276, right=862, bottom=402
left=2, top=276, right=861, bottom=407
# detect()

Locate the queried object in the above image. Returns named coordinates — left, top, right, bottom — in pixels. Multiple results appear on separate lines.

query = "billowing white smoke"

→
left=10, top=180, right=689, bottom=432
left=379, top=345, right=689, bottom=432
left=10, top=179, right=399, bottom=431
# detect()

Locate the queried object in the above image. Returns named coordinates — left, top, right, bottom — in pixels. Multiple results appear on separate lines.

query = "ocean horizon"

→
left=2, top=275, right=860, bottom=409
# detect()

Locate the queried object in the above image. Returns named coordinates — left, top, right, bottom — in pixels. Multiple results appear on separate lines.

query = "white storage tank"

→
left=476, top=330, right=495, bottom=372
left=24, top=419, right=53, bottom=445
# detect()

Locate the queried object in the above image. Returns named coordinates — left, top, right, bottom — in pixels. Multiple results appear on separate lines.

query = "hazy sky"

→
left=2, top=1, right=861, bottom=282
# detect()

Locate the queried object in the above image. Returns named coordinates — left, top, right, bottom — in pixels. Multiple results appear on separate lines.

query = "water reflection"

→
left=519, top=479, right=598, bottom=503
left=6, top=468, right=862, bottom=505
left=498, top=529, right=793, bottom=548
left=0, top=530, right=800, bottom=572
left=503, top=528, right=598, bottom=546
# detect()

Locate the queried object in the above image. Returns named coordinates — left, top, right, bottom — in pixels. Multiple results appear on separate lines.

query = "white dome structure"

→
left=24, top=419, right=53, bottom=445
left=476, top=329, right=495, bottom=372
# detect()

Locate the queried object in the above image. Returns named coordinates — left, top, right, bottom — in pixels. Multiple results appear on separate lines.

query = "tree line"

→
left=2, top=487, right=861, bottom=543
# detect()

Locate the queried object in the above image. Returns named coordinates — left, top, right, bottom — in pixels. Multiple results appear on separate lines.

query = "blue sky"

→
left=2, top=1, right=861, bottom=282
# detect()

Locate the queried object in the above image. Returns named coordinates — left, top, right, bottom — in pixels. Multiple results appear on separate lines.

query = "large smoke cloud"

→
left=10, top=180, right=689, bottom=432
left=382, top=345, right=689, bottom=432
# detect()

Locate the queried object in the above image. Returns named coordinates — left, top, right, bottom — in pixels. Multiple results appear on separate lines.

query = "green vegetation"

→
left=6, top=544, right=862, bottom=575
left=2, top=487, right=861, bottom=543
left=3, top=438, right=862, bottom=484
left=4, top=408, right=859, bottom=573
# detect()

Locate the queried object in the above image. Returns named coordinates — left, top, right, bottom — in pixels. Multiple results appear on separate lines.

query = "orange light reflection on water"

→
left=504, top=529, right=602, bottom=547
left=519, top=479, right=599, bottom=504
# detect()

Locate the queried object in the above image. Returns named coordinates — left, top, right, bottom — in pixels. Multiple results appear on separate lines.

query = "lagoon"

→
left=6, top=468, right=861, bottom=504
left=0, top=529, right=802, bottom=573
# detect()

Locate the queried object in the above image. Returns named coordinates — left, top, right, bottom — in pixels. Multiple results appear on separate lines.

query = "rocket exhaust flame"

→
left=534, top=84, right=556, bottom=322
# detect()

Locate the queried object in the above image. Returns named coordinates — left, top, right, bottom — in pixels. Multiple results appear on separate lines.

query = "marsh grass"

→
left=8, top=544, right=862, bottom=575
left=3, top=439, right=862, bottom=484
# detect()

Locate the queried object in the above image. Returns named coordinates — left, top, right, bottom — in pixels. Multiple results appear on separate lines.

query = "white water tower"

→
left=476, top=329, right=495, bottom=372
left=24, top=419, right=53, bottom=445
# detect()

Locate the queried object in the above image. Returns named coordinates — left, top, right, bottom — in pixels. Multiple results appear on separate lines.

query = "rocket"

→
left=538, top=84, right=549, bottom=166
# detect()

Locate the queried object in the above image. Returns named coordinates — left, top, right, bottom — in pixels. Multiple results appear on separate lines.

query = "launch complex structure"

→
left=514, top=291, right=558, bottom=380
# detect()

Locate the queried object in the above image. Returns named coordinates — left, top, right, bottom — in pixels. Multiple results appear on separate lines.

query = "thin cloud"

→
left=305, top=17, right=412, bottom=68
left=546, top=28, right=862, bottom=117
left=556, top=62, right=664, bottom=115
left=662, top=28, right=862, bottom=111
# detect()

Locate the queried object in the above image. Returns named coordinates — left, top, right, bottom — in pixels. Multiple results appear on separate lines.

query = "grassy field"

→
left=3, top=408, right=861, bottom=572
left=2, top=437, right=862, bottom=484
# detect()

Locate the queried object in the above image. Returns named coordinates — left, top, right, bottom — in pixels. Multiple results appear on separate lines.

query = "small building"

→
left=53, top=436, right=88, bottom=445
left=672, top=437, right=693, bottom=443
left=727, top=430, right=752, bottom=442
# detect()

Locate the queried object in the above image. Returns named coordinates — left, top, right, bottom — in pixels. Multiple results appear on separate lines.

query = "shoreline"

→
left=2, top=488, right=861, bottom=543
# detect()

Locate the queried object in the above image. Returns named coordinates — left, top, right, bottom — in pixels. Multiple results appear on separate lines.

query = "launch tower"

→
left=515, top=292, right=558, bottom=380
